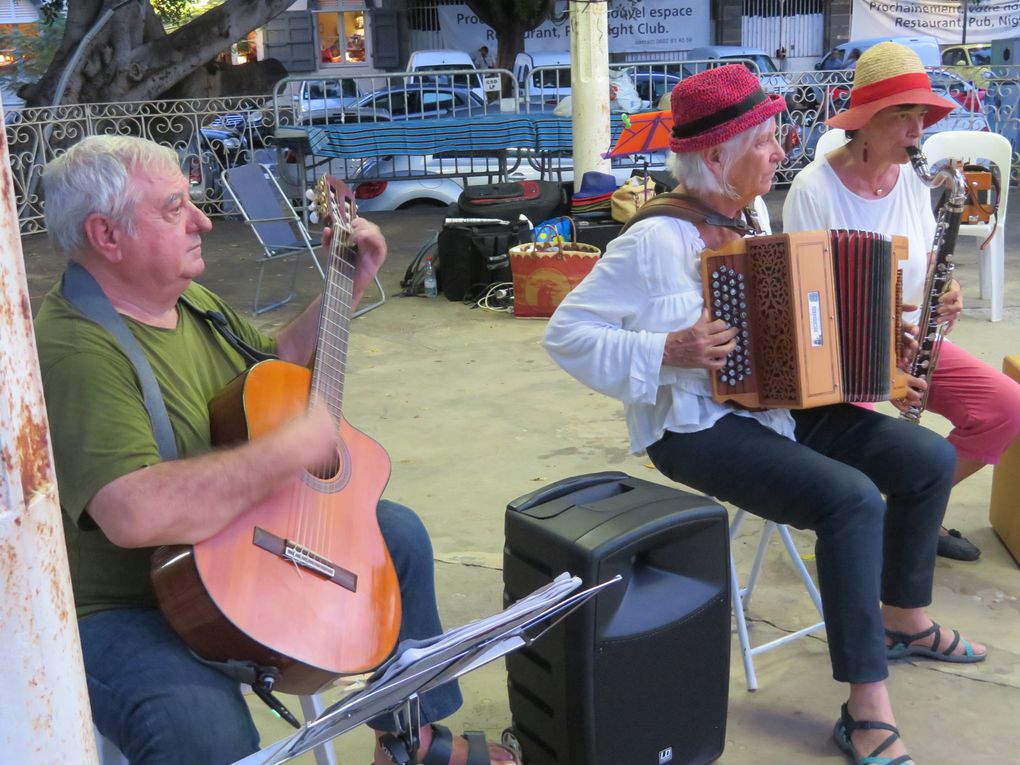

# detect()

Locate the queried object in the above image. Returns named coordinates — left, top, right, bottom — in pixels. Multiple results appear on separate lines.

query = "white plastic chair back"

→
left=921, top=130, right=1011, bottom=321
left=812, top=127, right=847, bottom=161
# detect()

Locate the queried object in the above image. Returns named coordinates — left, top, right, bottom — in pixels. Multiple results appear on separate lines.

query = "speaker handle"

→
left=507, top=471, right=631, bottom=513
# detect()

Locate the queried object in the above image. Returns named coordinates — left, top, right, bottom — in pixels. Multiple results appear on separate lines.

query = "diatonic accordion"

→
left=701, top=229, right=909, bottom=409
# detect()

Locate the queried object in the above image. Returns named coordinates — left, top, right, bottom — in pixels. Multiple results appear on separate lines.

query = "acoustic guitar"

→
left=151, top=176, right=400, bottom=695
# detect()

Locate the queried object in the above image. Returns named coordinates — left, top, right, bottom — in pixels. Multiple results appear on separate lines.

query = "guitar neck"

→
left=309, top=208, right=357, bottom=420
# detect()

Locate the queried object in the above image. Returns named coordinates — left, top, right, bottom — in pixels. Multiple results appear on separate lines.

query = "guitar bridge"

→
left=284, top=542, right=335, bottom=578
left=252, top=527, right=358, bottom=592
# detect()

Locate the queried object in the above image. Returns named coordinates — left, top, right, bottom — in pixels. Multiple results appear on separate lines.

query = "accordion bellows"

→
left=701, top=229, right=909, bottom=409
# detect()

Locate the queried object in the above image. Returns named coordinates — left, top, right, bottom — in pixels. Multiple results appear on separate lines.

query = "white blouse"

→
left=544, top=197, right=796, bottom=454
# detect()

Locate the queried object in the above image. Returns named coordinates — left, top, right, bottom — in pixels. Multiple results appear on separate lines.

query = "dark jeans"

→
left=81, top=500, right=462, bottom=765
left=646, top=405, right=955, bottom=684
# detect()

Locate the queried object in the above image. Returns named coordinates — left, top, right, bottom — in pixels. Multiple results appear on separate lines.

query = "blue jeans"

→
left=646, top=405, right=955, bottom=684
left=81, top=500, right=462, bottom=765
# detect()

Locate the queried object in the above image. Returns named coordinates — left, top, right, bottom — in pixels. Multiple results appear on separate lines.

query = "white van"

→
left=815, top=35, right=941, bottom=70
left=406, top=49, right=497, bottom=100
left=513, top=51, right=570, bottom=106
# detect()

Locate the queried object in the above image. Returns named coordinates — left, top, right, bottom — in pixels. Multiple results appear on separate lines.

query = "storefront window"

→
left=315, top=2, right=367, bottom=65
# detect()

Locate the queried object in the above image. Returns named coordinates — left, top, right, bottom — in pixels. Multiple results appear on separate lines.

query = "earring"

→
left=862, top=141, right=869, bottom=163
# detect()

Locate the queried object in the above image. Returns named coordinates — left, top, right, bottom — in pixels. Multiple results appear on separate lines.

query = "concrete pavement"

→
left=20, top=187, right=1020, bottom=764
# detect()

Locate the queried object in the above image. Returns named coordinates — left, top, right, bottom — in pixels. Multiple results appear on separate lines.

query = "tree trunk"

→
left=464, top=0, right=556, bottom=96
left=22, top=0, right=296, bottom=107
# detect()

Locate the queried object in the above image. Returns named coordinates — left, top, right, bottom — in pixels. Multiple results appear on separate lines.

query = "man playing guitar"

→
left=35, top=135, right=517, bottom=765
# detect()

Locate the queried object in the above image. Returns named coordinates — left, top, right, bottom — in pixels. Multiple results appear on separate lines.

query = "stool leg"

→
left=729, top=517, right=827, bottom=692
left=729, top=550, right=759, bottom=692
left=776, top=525, right=824, bottom=617
left=742, top=521, right=776, bottom=610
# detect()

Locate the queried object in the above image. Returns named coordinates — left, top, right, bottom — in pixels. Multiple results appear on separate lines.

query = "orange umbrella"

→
left=604, top=109, right=674, bottom=158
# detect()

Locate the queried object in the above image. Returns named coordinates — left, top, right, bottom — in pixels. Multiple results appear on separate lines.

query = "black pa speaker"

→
left=503, top=472, right=730, bottom=765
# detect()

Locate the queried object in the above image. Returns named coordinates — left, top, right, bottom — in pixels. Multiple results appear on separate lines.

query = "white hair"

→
left=43, top=135, right=181, bottom=259
left=665, top=120, right=775, bottom=198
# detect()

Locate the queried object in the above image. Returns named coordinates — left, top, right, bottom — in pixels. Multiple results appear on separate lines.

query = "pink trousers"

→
left=925, top=341, right=1020, bottom=465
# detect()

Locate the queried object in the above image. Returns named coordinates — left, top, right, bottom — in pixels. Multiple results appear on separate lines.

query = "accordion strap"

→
left=620, top=192, right=760, bottom=236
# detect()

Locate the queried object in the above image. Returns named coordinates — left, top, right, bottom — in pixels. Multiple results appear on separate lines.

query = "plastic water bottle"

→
left=423, top=256, right=438, bottom=298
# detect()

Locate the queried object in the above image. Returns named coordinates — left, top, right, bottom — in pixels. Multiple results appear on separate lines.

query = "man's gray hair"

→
left=43, top=135, right=180, bottom=258
left=665, top=120, right=774, bottom=198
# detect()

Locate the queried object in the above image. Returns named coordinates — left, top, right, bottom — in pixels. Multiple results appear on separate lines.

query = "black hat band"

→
left=672, top=88, right=768, bottom=140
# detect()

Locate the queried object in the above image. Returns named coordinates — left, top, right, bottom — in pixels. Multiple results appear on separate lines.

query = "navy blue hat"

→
left=574, top=171, right=617, bottom=200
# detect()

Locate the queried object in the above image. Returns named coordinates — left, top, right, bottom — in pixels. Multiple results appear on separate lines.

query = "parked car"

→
left=292, top=77, right=361, bottom=125
left=342, top=84, right=488, bottom=122
left=940, top=42, right=993, bottom=83
left=351, top=151, right=661, bottom=212
left=815, top=35, right=941, bottom=70
left=685, top=46, right=789, bottom=94
left=406, top=49, right=496, bottom=100
left=514, top=51, right=571, bottom=106
left=681, top=45, right=824, bottom=111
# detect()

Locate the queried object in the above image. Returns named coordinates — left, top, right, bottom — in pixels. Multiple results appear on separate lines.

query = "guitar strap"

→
left=61, top=264, right=279, bottom=461
left=62, top=267, right=303, bottom=721
left=61, top=262, right=178, bottom=460
left=178, top=296, right=278, bottom=366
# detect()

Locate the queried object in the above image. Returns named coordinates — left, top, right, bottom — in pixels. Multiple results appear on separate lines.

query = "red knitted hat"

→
left=669, top=64, right=786, bottom=153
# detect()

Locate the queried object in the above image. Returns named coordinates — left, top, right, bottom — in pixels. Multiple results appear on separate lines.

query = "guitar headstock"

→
left=312, top=175, right=356, bottom=234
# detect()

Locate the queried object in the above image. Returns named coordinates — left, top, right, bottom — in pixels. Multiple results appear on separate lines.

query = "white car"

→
left=352, top=151, right=661, bottom=211
left=291, top=78, right=361, bottom=125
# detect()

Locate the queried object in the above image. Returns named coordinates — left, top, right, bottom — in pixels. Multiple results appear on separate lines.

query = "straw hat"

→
left=826, top=42, right=958, bottom=130
left=669, top=64, right=786, bottom=153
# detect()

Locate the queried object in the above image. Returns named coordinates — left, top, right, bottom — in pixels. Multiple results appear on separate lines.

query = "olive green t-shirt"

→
left=34, top=280, right=277, bottom=618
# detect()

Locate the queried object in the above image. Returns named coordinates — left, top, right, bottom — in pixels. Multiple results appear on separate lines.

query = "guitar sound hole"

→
left=309, top=448, right=343, bottom=481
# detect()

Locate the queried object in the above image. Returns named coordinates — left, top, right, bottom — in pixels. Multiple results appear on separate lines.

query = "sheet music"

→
left=234, top=572, right=617, bottom=765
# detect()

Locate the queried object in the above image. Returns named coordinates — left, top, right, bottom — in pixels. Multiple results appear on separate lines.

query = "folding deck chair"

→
left=221, top=163, right=385, bottom=317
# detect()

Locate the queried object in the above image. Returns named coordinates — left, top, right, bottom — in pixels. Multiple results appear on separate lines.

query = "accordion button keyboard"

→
left=708, top=265, right=752, bottom=388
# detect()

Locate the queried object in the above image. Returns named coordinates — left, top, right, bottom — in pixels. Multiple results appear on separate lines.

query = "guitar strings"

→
left=299, top=190, right=357, bottom=559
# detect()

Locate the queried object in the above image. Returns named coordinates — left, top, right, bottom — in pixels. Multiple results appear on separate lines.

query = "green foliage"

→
left=155, top=0, right=222, bottom=28
left=37, top=0, right=220, bottom=27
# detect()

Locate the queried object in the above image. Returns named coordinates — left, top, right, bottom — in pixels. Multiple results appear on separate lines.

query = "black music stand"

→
left=233, top=573, right=619, bottom=765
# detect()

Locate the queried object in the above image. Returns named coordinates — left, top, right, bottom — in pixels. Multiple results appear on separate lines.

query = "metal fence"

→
left=7, top=94, right=281, bottom=235
left=7, top=64, right=1020, bottom=234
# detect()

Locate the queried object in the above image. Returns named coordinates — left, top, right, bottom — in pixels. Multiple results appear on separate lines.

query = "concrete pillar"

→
left=0, top=101, right=98, bottom=763
left=570, top=0, right=611, bottom=189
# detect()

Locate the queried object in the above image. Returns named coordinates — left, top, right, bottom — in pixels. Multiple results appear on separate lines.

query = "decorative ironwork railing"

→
left=6, top=65, right=1019, bottom=234
left=6, top=94, right=280, bottom=235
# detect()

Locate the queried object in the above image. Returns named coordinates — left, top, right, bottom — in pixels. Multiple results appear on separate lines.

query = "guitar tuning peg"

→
left=305, top=188, right=316, bottom=201
left=309, top=211, right=319, bottom=225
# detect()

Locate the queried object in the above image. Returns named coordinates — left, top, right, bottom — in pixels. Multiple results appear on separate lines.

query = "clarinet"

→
left=901, top=146, right=966, bottom=424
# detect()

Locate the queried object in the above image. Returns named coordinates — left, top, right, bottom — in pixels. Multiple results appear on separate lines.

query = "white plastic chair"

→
left=921, top=130, right=1011, bottom=321
left=729, top=509, right=826, bottom=692
left=94, top=692, right=337, bottom=765
left=812, top=127, right=847, bottom=161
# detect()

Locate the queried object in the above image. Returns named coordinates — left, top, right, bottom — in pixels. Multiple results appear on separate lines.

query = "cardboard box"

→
left=990, top=355, right=1020, bottom=564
